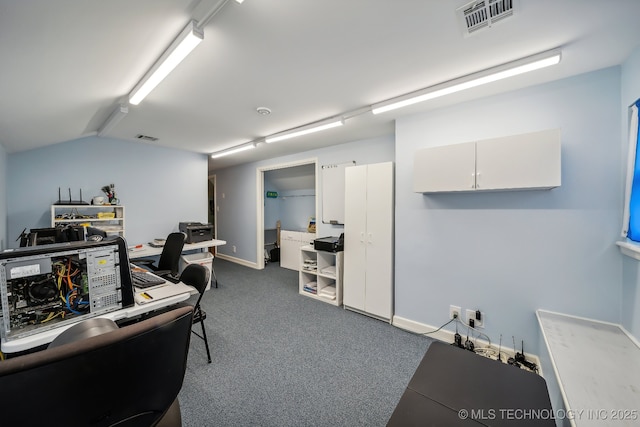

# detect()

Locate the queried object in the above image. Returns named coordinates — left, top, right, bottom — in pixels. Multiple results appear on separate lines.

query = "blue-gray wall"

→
left=7, top=136, right=208, bottom=247
left=395, top=67, right=623, bottom=354
left=621, top=46, right=640, bottom=340
left=0, top=142, right=7, bottom=250
left=263, top=177, right=315, bottom=232
left=269, top=189, right=316, bottom=232
left=215, top=135, right=394, bottom=263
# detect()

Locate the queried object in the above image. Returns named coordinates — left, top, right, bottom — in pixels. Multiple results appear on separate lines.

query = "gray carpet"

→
left=178, top=259, right=433, bottom=426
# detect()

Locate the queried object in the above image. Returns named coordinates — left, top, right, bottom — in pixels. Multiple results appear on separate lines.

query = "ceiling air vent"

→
left=457, top=0, right=514, bottom=36
left=135, top=134, right=159, bottom=142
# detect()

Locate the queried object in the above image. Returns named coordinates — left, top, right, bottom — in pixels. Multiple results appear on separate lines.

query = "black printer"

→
left=179, top=222, right=214, bottom=244
left=313, top=234, right=344, bottom=252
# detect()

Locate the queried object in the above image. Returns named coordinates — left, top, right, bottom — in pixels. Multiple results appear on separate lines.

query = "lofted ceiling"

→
left=1, top=0, right=640, bottom=173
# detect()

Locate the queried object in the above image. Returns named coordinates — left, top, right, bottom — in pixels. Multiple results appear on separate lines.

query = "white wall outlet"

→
left=232, top=245, right=237, bottom=253
left=467, top=309, right=484, bottom=328
left=449, top=305, right=461, bottom=320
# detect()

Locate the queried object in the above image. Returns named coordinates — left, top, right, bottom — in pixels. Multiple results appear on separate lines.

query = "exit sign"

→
left=266, top=191, right=278, bottom=198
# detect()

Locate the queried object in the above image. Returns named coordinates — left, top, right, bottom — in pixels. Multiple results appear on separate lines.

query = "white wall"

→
left=215, top=135, right=394, bottom=264
left=395, top=67, right=623, bottom=356
left=620, top=46, right=640, bottom=339
left=0, top=142, right=7, bottom=250
left=7, top=136, right=208, bottom=247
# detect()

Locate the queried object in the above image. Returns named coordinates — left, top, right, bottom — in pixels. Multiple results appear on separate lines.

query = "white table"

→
left=128, top=239, right=226, bottom=259
left=537, top=310, right=640, bottom=427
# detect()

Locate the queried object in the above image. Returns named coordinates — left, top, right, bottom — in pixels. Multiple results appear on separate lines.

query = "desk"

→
left=128, top=239, right=226, bottom=259
left=1, top=279, right=195, bottom=354
left=129, top=239, right=226, bottom=289
left=537, top=310, right=640, bottom=427
left=387, top=342, right=554, bottom=426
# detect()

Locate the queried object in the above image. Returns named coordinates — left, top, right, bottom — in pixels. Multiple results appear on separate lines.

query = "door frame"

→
left=256, top=158, right=318, bottom=270
left=208, top=174, right=217, bottom=247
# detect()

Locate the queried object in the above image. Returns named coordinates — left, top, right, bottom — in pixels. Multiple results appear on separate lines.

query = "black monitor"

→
left=26, top=225, right=86, bottom=246
left=0, top=237, right=135, bottom=342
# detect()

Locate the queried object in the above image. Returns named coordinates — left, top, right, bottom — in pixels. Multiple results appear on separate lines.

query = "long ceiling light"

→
left=211, top=141, right=257, bottom=158
left=265, top=117, right=344, bottom=143
left=371, top=49, right=562, bottom=115
left=97, top=103, right=128, bottom=136
left=129, top=20, right=204, bottom=105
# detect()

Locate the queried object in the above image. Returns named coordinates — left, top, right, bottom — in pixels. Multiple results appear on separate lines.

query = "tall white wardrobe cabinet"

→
left=343, top=162, right=394, bottom=321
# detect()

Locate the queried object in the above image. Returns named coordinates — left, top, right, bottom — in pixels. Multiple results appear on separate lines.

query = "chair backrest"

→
left=157, top=232, right=186, bottom=275
left=0, top=305, right=194, bottom=427
left=179, top=263, right=210, bottom=296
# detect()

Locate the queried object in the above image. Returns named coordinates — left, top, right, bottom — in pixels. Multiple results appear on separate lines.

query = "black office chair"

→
left=179, top=263, right=212, bottom=363
left=0, top=305, right=194, bottom=427
left=136, top=232, right=186, bottom=282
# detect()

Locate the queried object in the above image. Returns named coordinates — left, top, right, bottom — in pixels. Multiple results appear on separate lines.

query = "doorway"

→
left=208, top=174, right=217, bottom=254
left=256, top=159, right=318, bottom=270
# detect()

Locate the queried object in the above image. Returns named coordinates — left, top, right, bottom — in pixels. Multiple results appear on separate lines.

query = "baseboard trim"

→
left=392, top=315, right=542, bottom=376
left=345, top=305, right=392, bottom=323
left=216, top=253, right=260, bottom=269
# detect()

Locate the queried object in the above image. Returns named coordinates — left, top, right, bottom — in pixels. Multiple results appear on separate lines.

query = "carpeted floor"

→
left=178, top=258, right=433, bottom=426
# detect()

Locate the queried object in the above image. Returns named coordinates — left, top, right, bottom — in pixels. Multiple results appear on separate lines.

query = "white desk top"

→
left=128, top=238, right=226, bottom=259
left=537, top=310, right=640, bottom=426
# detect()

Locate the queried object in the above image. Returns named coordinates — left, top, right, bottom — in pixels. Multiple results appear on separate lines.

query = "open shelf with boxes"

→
left=51, top=204, right=125, bottom=238
left=299, top=245, right=342, bottom=306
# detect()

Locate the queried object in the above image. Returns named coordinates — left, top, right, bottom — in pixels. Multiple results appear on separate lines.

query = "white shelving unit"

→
left=51, top=204, right=125, bottom=237
left=299, top=245, right=342, bottom=306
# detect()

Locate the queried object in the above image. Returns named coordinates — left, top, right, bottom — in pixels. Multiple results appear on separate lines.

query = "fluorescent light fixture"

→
left=265, top=117, right=344, bottom=143
left=235, top=0, right=245, bottom=3
left=211, top=141, right=256, bottom=159
left=372, top=49, right=561, bottom=115
left=97, top=103, right=128, bottom=136
left=129, top=20, right=204, bottom=105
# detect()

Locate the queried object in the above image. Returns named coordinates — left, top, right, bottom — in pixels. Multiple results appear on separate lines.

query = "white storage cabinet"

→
left=51, top=204, right=125, bottom=237
left=343, top=162, right=394, bottom=321
left=413, top=129, right=561, bottom=193
left=299, top=245, right=343, bottom=306
left=280, top=230, right=315, bottom=270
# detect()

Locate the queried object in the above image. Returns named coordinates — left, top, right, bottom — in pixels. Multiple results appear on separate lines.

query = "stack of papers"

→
left=320, top=265, right=336, bottom=276
left=303, top=281, right=317, bottom=294
left=303, top=259, right=317, bottom=272
left=319, top=285, right=336, bottom=300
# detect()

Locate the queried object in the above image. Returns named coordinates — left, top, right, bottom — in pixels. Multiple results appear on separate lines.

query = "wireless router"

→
left=54, top=187, right=89, bottom=205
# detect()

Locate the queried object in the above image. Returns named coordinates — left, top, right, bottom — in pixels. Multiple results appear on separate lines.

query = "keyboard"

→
left=131, top=271, right=166, bottom=288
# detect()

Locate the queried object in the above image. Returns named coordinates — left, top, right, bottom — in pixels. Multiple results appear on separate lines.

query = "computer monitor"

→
left=0, top=237, right=135, bottom=342
left=25, top=225, right=86, bottom=247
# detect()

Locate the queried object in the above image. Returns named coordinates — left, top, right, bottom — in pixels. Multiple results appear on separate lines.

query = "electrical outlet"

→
left=449, top=305, right=461, bottom=320
left=467, top=309, right=484, bottom=328
left=232, top=245, right=237, bottom=253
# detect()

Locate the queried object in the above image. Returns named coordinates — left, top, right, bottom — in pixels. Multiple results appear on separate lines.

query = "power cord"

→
left=419, top=317, right=457, bottom=336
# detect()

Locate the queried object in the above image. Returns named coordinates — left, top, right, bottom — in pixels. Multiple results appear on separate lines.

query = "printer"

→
left=313, top=234, right=344, bottom=252
left=179, top=222, right=214, bottom=244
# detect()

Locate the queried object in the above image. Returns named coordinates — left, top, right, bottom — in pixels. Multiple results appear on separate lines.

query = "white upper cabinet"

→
left=413, top=129, right=561, bottom=193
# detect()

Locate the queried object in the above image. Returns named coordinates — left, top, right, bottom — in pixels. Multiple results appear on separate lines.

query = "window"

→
left=622, top=101, right=640, bottom=240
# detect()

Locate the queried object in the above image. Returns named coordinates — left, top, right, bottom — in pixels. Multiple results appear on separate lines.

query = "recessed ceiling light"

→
left=256, top=107, right=271, bottom=115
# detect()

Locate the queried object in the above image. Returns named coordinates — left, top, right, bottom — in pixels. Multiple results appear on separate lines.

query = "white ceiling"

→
left=1, top=0, right=640, bottom=172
